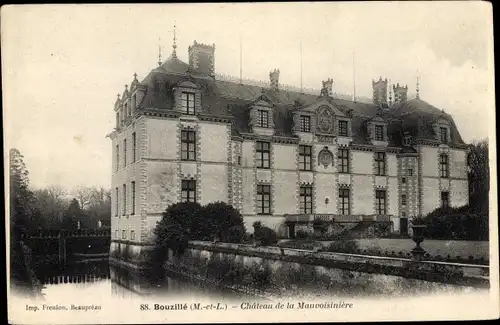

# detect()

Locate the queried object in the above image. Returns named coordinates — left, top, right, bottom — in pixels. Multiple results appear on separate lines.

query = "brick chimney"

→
left=372, top=77, right=388, bottom=105
left=321, top=78, right=333, bottom=97
left=188, top=41, right=215, bottom=76
left=393, top=83, right=408, bottom=104
left=269, top=69, right=280, bottom=91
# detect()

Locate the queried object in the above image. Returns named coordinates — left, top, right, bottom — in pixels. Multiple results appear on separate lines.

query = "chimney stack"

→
left=188, top=41, right=216, bottom=76
left=393, top=83, right=408, bottom=104
left=372, top=77, right=388, bottom=105
left=269, top=69, right=280, bottom=91
left=321, top=78, right=334, bottom=97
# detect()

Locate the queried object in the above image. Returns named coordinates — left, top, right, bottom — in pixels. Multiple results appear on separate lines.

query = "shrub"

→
left=199, top=202, right=246, bottom=243
left=296, top=230, right=311, bottom=240
left=324, top=240, right=359, bottom=254
left=254, top=224, right=278, bottom=246
left=153, top=202, right=202, bottom=257
left=423, top=206, right=488, bottom=240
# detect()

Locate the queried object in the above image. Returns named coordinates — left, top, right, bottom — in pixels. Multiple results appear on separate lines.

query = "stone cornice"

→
left=198, top=113, right=232, bottom=124
left=239, top=132, right=300, bottom=144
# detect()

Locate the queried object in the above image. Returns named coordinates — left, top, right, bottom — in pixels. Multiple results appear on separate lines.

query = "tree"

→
left=33, top=185, right=68, bottom=229
left=85, top=187, right=111, bottom=228
left=73, top=185, right=96, bottom=210
left=9, top=148, right=40, bottom=292
left=468, top=139, right=489, bottom=215
left=63, top=198, right=84, bottom=230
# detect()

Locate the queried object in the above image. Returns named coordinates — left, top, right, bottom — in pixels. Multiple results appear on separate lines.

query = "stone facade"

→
left=109, top=40, right=469, bottom=244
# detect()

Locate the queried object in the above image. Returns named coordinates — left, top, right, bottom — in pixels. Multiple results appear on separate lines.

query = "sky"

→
left=2, top=2, right=494, bottom=191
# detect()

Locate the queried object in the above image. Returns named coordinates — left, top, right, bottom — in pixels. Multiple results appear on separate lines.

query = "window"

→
left=257, top=185, right=271, bottom=215
left=257, top=110, right=269, bottom=128
left=401, top=194, right=407, bottom=206
left=181, top=180, right=196, bottom=203
left=237, top=156, right=242, bottom=165
left=131, top=181, right=136, bottom=215
left=401, top=212, right=406, bottom=217
left=375, top=152, right=386, bottom=176
left=440, top=127, right=448, bottom=143
left=299, top=145, right=312, bottom=171
left=122, top=230, right=126, bottom=239
left=114, top=230, right=118, bottom=239
left=116, top=112, right=119, bottom=128
left=300, top=115, right=311, bottom=132
left=402, top=177, right=406, bottom=184
left=375, top=125, right=384, bottom=141
left=122, top=184, right=127, bottom=215
left=115, top=187, right=119, bottom=217
left=115, top=144, right=119, bottom=171
left=130, top=230, right=135, bottom=241
left=338, top=120, right=348, bottom=137
left=404, top=135, right=412, bottom=146
left=132, top=132, right=136, bottom=162
left=181, top=92, right=196, bottom=115
left=339, top=189, right=350, bottom=215
left=407, top=168, right=413, bottom=176
left=439, top=154, right=449, bottom=178
left=375, top=190, right=387, bottom=215
left=441, top=191, right=449, bottom=209
left=181, top=130, right=196, bottom=161
left=256, top=141, right=270, bottom=169
left=299, top=186, right=313, bottom=214
left=123, top=139, right=127, bottom=166
left=338, top=149, right=349, bottom=173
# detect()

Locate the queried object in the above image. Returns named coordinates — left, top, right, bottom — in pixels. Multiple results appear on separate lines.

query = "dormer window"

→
left=440, top=127, right=448, bottom=143
left=375, top=125, right=385, bottom=141
left=404, top=135, right=413, bottom=146
left=257, top=110, right=269, bottom=128
left=338, top=120, right=348, bottom=137
left=181, top=92, right=196, bottom=115
left=300, top=115, right=311, bottom=132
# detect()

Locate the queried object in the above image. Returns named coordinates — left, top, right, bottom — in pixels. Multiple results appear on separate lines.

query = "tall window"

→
left=130, top=230, right=135, bottom=241
left=256, top=141, right=270, bottom=169
left=181, top=130, right=196, bottom=161
left=116, top=112, right=119, bottom=128
left=114, top=230, right=118, bottom=239
left=123, top=139, right=127, bottom=166
left=257, top=110, right=269, bottom=128
left=338, top=120, right=348, bottom=136
left=299, top=186, right=313, bottom=214
left=375, top=152, right=386, bottom=176
left=122, top=184, right=127, bottom=215
left=407, top=168, right=413, bottom=176
left=257, top=185, right=271, bottom=215
left=181, top=180, right=196, bottom=203
left=300, top=115, right=311, bottom=132
left=131, top=181, right=136, bottom=215
left=181, top=92, right=195, bottom=115
left=338, top=149, right=349, bottom=173
left=401, top=194, right=407, bottom=206
left=339, top=189, right=350, bottom=215
left=132, top=132, right=136, bottom=162
left=375, top=190, right=387, bottom=215
left=115, top=144, right=119, bottom=171
left=375, top=125, right=384, bottom=141
left=122, top=230, right=126, bottom=239
left=299, top=145, right=312, bottom=171
left=439, top=154, right=449, bottom=178
left=115, top=187, right=119, bottom=217
left=441, top=191, right=449, bottom=209
left=440, top=127, right=448, bottom=143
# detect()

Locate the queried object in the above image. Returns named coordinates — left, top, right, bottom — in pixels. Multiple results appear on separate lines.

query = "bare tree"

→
left=73, top=185, right=97, bottom=210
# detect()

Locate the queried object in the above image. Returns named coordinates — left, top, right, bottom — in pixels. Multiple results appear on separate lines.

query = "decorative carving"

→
left=317, top=105, right=334, bottom=134
left=318, top=146, right=334, bottom=168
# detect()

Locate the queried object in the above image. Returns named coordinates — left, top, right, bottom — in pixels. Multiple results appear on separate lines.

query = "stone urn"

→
left=410, top=224, right=427, bottom=260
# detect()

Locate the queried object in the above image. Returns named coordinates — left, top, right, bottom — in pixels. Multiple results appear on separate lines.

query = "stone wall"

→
left=163, top=241, right=488, bottom=297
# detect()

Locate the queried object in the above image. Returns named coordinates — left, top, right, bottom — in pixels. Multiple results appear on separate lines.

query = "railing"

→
left=284, top=214, right=393, bottom=223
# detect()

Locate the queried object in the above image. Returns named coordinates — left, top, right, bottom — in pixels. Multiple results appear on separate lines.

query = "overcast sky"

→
left=2, top=2, right=494, bottom=191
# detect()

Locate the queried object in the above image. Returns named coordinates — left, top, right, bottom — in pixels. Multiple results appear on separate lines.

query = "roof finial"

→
left=158, top=37, right=162, bottom=66
left=416, top=75, right=420, bottom=99
left=172, top=22, right=177, bottom=58
left=133, top=72, right=138, bottom=80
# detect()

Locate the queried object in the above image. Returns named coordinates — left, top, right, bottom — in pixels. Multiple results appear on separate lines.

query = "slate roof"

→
left=135, top=56, right=466, bottom=147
